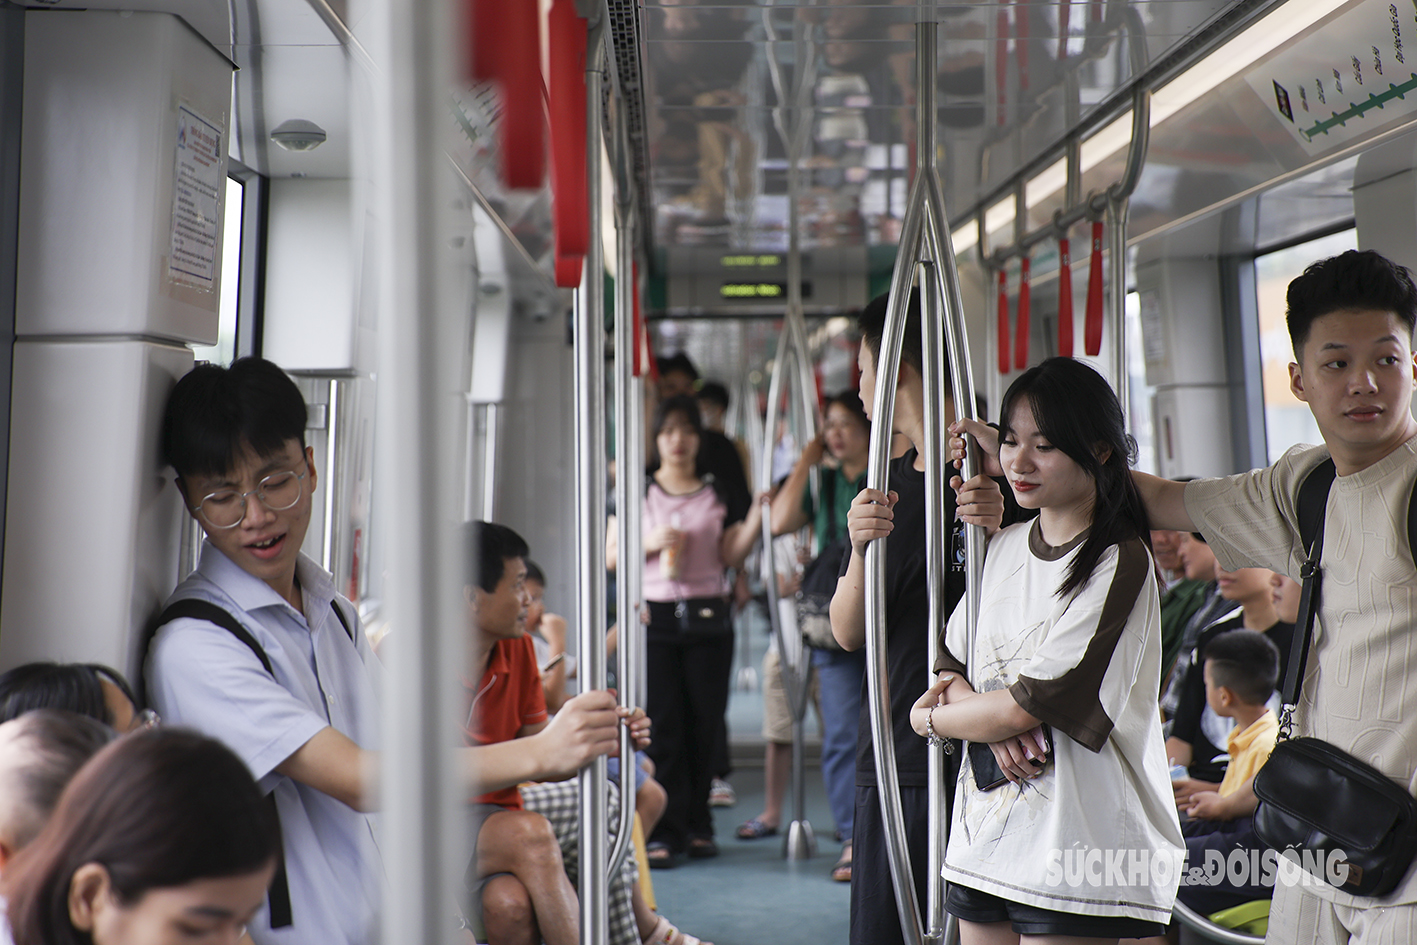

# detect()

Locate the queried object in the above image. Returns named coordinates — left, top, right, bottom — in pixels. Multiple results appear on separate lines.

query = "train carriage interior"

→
left=0, top=0, right=1412, bottom=941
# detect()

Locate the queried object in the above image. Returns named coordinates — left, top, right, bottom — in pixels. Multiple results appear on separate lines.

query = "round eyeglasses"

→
left=192, top=467, right=307, bottom=529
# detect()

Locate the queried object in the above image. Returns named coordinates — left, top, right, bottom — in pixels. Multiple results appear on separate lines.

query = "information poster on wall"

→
left=169, top=103, right=223, bottom=290
left=1246, top=0, right=1417, bottom=154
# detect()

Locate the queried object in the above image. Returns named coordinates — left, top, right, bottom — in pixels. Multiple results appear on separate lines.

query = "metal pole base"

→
left=782, top=819, right=817, bottom=860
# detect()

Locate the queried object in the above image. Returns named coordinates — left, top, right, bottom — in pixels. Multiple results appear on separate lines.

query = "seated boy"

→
left=1176, top=630, right=1281, bottom=915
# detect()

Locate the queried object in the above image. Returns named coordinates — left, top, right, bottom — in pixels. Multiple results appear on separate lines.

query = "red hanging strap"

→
left=997, top=270, right=1011, bottom=374
left=501, top=0, right=545, bottom=189
left=549, top=0, right=587, bottom=285
left=1085, top=220, right=1104, bottom=356
left=1015, top=257, right=1031, bottom=370
left=1057, top=236, right=1073, bottom=357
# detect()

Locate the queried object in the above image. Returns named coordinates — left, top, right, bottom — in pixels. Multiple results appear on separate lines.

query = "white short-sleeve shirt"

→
left=942, top=521, right=1183, bottom=924
left=148, top=543, right=384, bottom=945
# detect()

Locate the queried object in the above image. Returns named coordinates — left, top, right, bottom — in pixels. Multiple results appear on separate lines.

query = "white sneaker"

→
left=709, top=778, right=736, bottom=807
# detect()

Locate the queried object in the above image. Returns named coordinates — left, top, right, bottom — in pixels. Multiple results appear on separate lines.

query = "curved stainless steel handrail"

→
left=606, top=88, right=639, bottom=883
left=1172, top=900, right=1267, bottom=945
left=577, top=17, right=610, bottom=945
left=864, top=11, right=984, bottom=945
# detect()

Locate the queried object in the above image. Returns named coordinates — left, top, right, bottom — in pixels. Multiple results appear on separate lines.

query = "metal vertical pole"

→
left=576, top=18, right=610, bottom=945
left=607, top=91, right=638, bottom=882
left=1107, top=195, right=1130, bottom=413
left=366, top=0, right=464, bottom=935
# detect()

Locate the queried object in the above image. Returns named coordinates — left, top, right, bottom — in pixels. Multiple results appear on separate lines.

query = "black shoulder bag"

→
left=1251, top=459, right=1417, bottom=897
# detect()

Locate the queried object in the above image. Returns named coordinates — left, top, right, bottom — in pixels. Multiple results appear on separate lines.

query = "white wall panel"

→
left=17, top=11, right=232, bottom=343
left=262, top=178, right=372, bottom=374
left=0, top=341, right=191, bottom=677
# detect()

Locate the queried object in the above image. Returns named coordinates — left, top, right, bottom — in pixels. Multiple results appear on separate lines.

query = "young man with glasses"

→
left=148, top=358, right=626, bottom=945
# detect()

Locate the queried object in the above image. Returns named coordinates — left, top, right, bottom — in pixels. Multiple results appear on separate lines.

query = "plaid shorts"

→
left=520, top=779, right=640, bottom=945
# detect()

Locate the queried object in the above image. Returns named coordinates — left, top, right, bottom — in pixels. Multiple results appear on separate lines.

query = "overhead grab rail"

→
left=865, top=7, right=985, bottom=945
left=977, top=86, right=1148, bottom=379
left=759, top=0, right=821, bottom=861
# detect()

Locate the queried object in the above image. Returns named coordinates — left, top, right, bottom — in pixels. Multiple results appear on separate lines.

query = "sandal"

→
left=646, top=842, right=676, bottom=870
left=831, top=841, right=852, bottom=882
left=643, top=914, right=714, bottom=945
left=686, top=836, right=719, bottom=859
left=735, top=817, right=778, bottom=840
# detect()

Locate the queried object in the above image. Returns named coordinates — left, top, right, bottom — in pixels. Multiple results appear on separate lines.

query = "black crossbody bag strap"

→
left=1284, top=459, right=1336, bottom=724
left=145, top=596, right=353, bottom=930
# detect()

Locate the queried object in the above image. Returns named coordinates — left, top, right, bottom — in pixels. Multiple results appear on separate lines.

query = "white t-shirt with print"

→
left=942, top=520, right=1183, bottom=924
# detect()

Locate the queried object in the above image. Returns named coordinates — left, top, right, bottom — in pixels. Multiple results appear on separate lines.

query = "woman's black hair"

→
left=4, top=728, right=280, bottom=945
left=998, top=357, right=1152, bottom=598
left=0, top=663, right=136, bottom=728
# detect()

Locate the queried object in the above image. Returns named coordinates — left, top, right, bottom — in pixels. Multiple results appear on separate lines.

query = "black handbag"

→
left=1250, top=460, right=1417, bottom=897
left=797, top=534, right=849, bottom=652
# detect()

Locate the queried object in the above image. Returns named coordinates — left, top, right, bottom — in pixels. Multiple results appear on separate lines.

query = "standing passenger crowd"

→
left=0, top=248, right=1413, bottom=945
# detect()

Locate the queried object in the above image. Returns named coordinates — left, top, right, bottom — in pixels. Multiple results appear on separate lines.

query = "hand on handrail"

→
left=846, top=487, right=899, bottom=556
left=616, top=703, right=652, bottom=752
left=951, top=473, right=1005, bottom=535
left=948, top=419, right=1003, bottom=478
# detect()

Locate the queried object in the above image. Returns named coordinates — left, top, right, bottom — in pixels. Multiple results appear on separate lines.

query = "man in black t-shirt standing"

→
left=829, top=290, right=1005, bottom=945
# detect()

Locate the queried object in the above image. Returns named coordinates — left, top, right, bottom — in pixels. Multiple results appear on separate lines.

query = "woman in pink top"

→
left=640, top=395, right=763, bottom=867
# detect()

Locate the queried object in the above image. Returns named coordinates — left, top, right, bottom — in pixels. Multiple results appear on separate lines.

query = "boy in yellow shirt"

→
left=1176, top=629, right=1281, bottom=915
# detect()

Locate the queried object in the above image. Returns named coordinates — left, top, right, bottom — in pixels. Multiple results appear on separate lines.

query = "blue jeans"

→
left=813, top=646, right=866, bottom=842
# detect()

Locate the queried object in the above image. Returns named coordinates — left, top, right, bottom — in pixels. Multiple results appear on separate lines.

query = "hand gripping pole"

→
left=864, top=11, right=984, bottom=945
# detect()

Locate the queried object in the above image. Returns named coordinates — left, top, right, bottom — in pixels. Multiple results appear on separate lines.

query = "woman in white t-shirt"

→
left=910, top=357, right=1183, bottom=942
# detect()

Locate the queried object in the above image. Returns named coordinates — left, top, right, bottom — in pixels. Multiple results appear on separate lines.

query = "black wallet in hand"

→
left=967, top=724, right=1053, bottom=790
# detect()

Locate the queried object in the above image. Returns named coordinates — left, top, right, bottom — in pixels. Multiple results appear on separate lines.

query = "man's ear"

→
left=1288, top=361, right=1308, bottom=403
left=465, top=585, right=480, bottom=616
left=68, top=862, right=112, bottom=933
left=304, top=445, right=319, bottom=494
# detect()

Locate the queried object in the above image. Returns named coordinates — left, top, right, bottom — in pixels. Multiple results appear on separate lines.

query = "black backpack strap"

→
left=1282, top=458, right=1336, bottom=729
left=329, top=598, right=355, bottom=644
left=145, top=598, right=294, bottom=929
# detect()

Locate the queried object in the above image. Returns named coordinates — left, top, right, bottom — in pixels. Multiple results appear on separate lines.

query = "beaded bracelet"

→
left=925, top=704, right=952, bottom=752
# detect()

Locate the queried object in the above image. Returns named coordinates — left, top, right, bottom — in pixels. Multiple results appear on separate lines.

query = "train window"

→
left=191, top=176, right=243, bottom=366
left=1254, top=228, right=1356, bottom=461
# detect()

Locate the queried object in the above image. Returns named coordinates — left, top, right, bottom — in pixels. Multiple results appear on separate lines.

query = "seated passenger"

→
left=0, top=664, right=144, bottom=732
left=0, top=710, right=114, bottom=873
left=1175, top=631, right=1282, bottom=916
left=1152, top=520, right=1208, bottom=682
left=3, top=729, right=279, bottom=945
left=463, top=521, right=707, bottom=945
left=1167, top=563, right=1294, bottom=793
left=1159, top=534, right=1238, bottom=717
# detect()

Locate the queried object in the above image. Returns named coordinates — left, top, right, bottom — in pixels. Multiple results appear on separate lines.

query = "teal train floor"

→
left=648, top=601, right=849, bottom=945
left=646, top=764, right=851, bottom=945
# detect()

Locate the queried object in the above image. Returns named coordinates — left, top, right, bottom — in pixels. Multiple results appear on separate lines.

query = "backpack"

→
left=142, top=596, right=356, bottom=930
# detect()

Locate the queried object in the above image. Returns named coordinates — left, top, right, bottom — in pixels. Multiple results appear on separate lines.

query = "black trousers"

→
left=643, top=620, right=735, bottom=852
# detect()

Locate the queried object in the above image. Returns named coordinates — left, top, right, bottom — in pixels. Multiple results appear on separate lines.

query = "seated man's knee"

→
left=481, top=874, right=536, bottom=942
left=482, top=809, right=562, bottom=870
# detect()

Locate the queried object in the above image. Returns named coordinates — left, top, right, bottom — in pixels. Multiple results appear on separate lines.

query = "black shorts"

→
left=947, top=883, right=1167, bottom=938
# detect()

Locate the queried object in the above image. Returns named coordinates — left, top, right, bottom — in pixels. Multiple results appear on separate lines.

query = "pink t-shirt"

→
left=643, top=482, right=731, bottom=601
